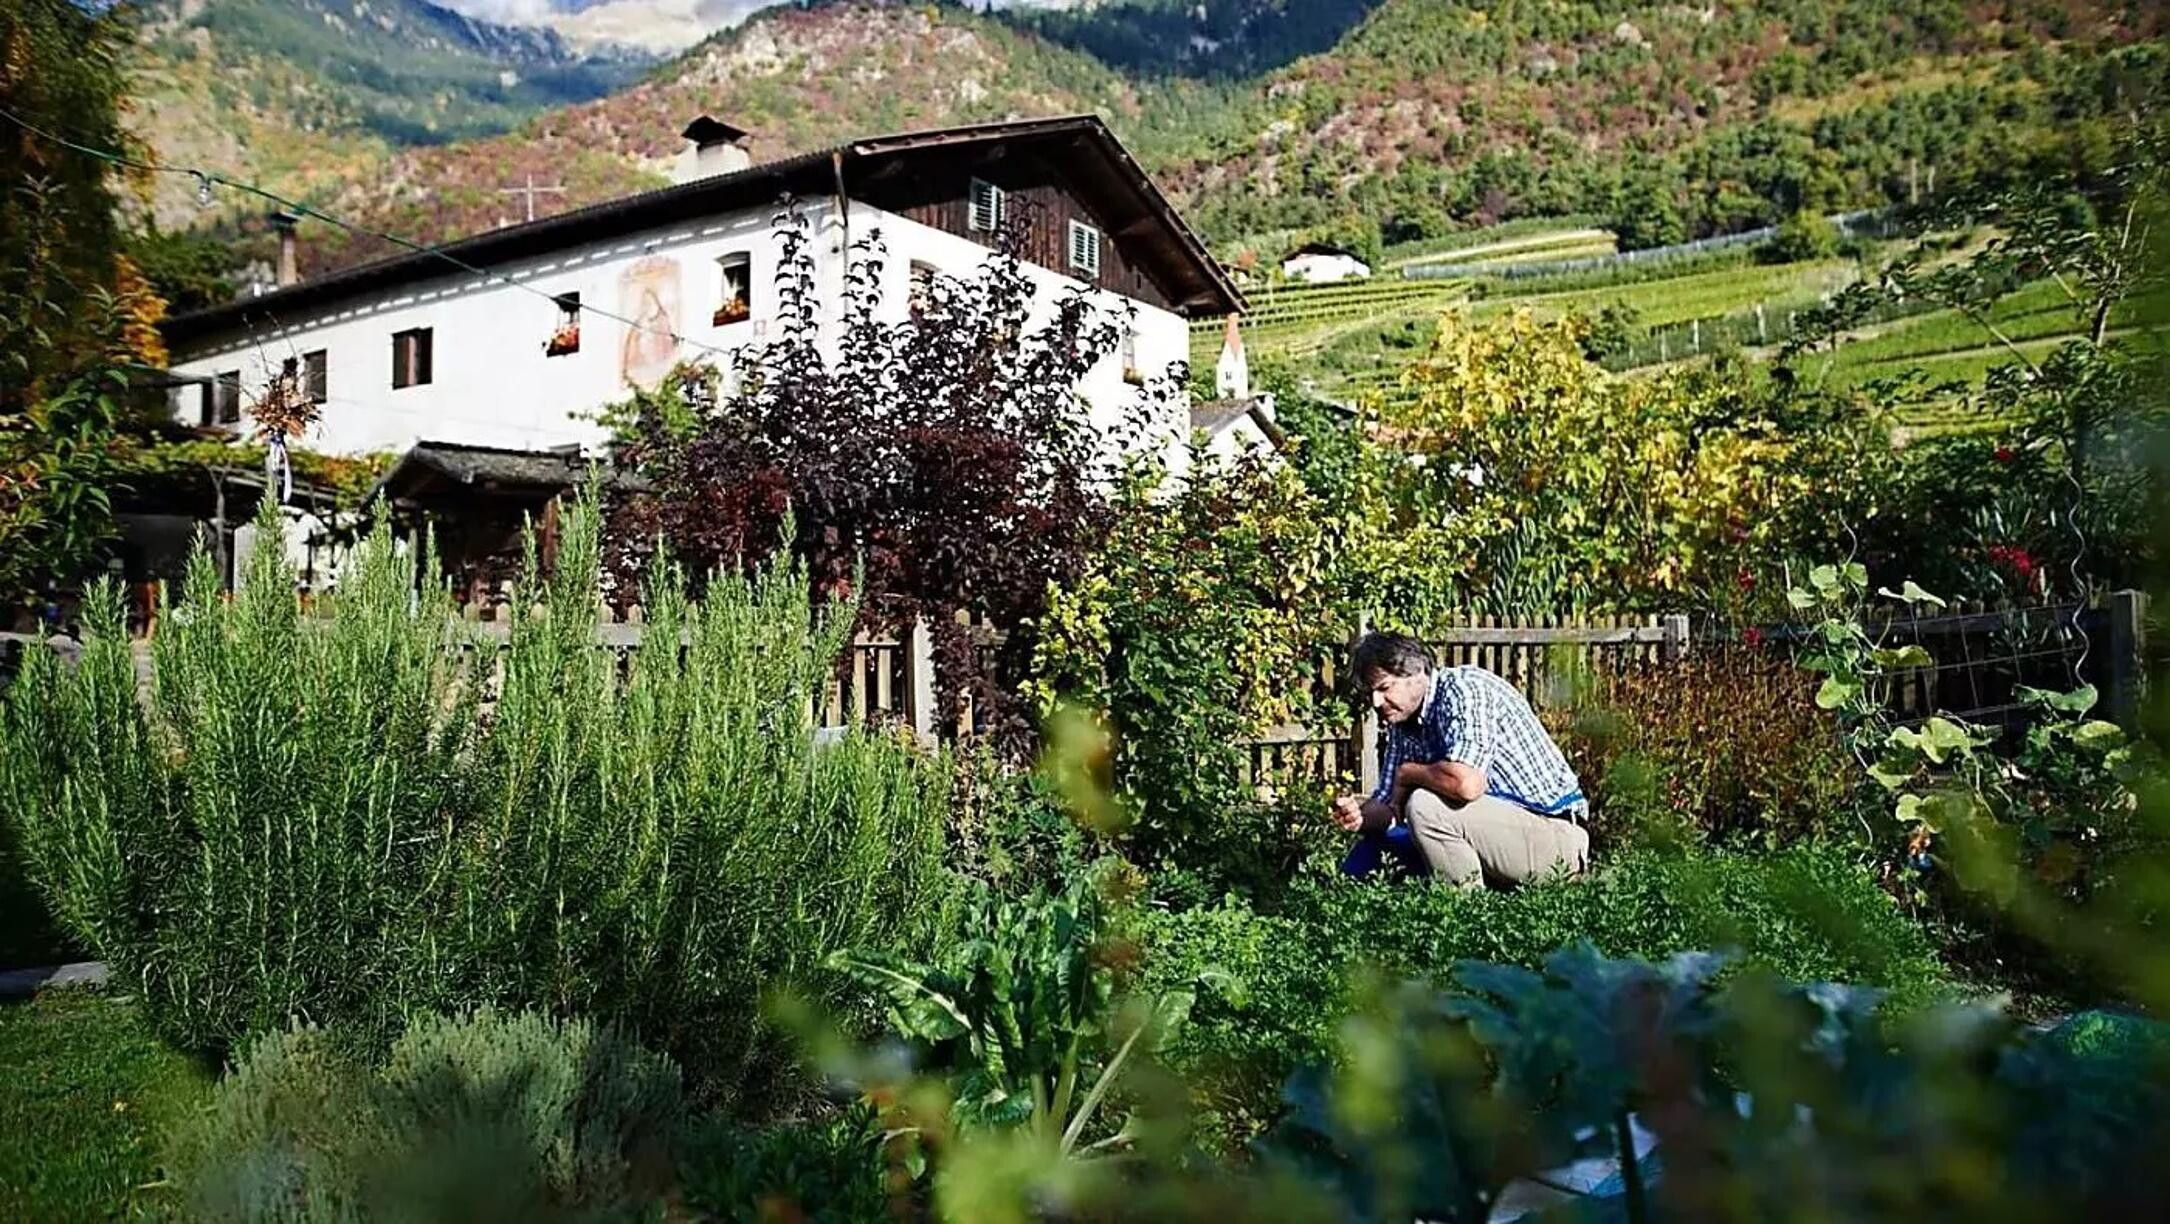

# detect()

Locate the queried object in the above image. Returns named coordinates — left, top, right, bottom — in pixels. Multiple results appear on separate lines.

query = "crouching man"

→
left=1332, top=631, right=1590, bottom=888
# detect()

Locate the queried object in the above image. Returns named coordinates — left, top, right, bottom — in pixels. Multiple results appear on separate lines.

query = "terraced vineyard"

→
left=1206, top=221, right=2102, bottom=444
left=1388, top=226, right=1617, bottom=271
left=1190, top=276, right=1470, bottom=371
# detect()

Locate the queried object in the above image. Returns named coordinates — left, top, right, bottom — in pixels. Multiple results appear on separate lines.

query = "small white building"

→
left=161, top=114, right=1245, bottom=468
left=1280, top=242, right=1371, bottom=285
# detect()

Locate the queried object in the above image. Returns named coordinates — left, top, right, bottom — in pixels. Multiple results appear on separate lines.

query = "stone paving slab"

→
left=0, top=961, right=110, bottom=1001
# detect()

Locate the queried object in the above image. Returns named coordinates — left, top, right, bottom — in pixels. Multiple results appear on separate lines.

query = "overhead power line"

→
left=0, top=102, right=756, bottom=365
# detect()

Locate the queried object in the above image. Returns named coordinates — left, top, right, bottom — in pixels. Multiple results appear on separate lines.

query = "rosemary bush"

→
left=1, top=493, right=952, bottom=1099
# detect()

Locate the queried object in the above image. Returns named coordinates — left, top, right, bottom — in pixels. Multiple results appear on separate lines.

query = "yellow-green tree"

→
left=1381, top=309, right=1888, bottom=616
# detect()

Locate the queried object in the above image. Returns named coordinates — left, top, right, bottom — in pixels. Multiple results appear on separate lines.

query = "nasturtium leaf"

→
left=1877, top=580, right=1948, bottom=608
left=2018, top=684, right=2097, bottom=714
left=1869, top=755, right=1914, bottom=791
left=1872, top=644, right=1934, bottom=670
left=1895, top=794, right=1925, bottom=825
left=2072, top=721, right=2125, bottom=749
left=1815, top=676, right=1859, bottom=710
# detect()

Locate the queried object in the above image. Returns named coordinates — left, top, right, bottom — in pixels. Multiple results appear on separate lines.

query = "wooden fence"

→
left=1244, top=613, right=1693, bottom=795
left=4, top=594, right=2146, bottom=780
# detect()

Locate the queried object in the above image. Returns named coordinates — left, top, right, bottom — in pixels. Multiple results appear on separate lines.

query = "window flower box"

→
left=712, top=296, right=750, bottom=327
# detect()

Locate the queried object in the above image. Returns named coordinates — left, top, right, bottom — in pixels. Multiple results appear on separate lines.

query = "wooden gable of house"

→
left=852, top=141, right=1191, bottom=315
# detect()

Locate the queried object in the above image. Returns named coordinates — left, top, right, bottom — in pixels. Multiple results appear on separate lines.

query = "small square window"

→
left=714, top=254, right=751, bottom=326
left=392, top=328, right=433, bottom=389
left=1067, top=219, right=1102, bottom=279
left=548, top=293, right=581, bottom=356
left=968, top=178, right=1006, bottom=233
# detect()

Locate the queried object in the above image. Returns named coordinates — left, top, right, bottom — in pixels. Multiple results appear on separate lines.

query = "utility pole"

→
left=497, top=174, right=567, bottom=224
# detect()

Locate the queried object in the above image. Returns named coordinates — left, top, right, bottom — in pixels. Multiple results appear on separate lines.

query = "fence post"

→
left=1355, top=613, right=1380, bottom=798
left=907, top=616, right=936, bottom=742
left=1661, top=613, right=1691, bottom=663
left=2108, top=590, right=2148, bottom=728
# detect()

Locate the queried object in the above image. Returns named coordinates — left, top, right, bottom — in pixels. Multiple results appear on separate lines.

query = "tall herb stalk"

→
left=1, top=491, right=952, bottom=1102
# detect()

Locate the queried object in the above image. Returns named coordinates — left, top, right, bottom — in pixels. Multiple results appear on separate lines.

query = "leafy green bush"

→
left=1028, top=444, right=1349, bottom=897
left=1136, top=844, right=1947, bottom=1145
left=1, top=492, right=953, bottom=1098
left=1761, top=209, right=1842, bottom=263
left=1561, top=646, right=1857, bottom=850
left=169, top=1009, right=681, bottom=1221
left=675, top=1105, right=895, bottom=1224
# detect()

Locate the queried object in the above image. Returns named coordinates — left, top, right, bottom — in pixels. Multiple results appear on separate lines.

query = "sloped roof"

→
left=167, top=115, right=1241, bottom=345
left=1189, top=396, right=1287, bottom=449
left=368, top=440, right=611, bottom=506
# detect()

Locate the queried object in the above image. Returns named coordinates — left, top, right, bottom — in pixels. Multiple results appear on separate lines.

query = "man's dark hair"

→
left=1351, top=631, right=1434, bottom=683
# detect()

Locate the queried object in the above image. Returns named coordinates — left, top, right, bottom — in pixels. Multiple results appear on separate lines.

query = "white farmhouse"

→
left=1279, top=241, right=1371, bottom=285
left=160, top=113, right=1244, bottom=475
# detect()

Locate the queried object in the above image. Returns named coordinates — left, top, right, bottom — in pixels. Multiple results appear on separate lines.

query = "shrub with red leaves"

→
left=602, top=207, right=1184, bottom=748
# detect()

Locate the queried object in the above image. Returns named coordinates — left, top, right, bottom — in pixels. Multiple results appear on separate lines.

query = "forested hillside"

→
left=122, top=0, right=2165, bottom=276
left=127, top=0, right=646, bottom=224
left=1008, top=0, right=1385, bottom=79
left=272, top=1, right=1207, bottom=274
left=1156, top=0, right=2166, bottom=255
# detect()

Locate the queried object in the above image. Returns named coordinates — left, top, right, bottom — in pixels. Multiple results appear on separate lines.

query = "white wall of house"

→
left=859, top=208, right=1192, bottom=449
left=1280, top=252, right=1371, bottom=284
left=167, top=196, right=1194, bottom=461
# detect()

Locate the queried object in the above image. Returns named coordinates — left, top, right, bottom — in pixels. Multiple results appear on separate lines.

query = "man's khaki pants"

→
left=1404, top=790, right=1589, bottom=889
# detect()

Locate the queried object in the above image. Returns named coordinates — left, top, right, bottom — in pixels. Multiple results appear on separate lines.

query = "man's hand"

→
left=1330, top=794, right=1366, bottom=832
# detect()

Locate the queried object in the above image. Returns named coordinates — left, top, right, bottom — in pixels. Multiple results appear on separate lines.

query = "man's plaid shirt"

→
left=1373, top=666, right=1587, bottom=820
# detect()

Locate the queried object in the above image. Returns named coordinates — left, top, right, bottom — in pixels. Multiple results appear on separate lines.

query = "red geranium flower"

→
left=1744, top=626, right=1765, bottom=648
left=1987, top=543, right=2037, bottom=582
left=1993, top=445, right=2016, bottom=465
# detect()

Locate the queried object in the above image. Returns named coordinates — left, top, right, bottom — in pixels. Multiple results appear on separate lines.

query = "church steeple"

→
left=1215, top=314, right=1249, bottom=400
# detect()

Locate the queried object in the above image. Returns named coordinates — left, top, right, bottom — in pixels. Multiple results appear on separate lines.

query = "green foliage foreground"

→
left=168, top=1009, right=680, bottom=1221
left=0, top=494, right=953, bottom=1101
left=1138, top=844, right=1950, bottom=1144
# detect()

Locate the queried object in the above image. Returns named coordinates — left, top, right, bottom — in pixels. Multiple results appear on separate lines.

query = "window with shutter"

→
left=213, top=370, right=242, bottom=424
left=968, top=178, right=1005, bottom=233
left=1067, top=220, right=1102, bottom=279
left=392, top=328, right=433, bottom=389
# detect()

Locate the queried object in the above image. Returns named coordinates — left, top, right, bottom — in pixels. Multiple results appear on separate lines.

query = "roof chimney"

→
left=676, top=116, right=752, bottom=185
left=271, top=211, right=300, bottom=288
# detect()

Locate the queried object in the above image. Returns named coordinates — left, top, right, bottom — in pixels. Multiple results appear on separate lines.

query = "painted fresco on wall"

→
left=618, top=256, right=682, bottom=389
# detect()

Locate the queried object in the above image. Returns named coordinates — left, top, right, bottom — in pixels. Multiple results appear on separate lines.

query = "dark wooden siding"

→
left=859, top=150, right=1179, bottom=313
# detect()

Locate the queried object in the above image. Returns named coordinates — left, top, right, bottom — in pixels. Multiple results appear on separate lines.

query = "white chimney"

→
left=675, top=116, right=752, bottom=185
left=272, top=211, right=300, bottom=288
left=1215, top=314, right=1249, bottom=400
